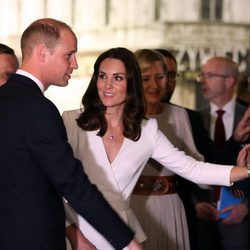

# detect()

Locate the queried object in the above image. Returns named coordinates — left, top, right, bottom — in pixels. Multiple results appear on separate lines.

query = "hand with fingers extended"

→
left=235, top=143, right=250, bottom=196
left=237, top=144, right=250, bottom=166
left=233, top=107, right=250, bottom=142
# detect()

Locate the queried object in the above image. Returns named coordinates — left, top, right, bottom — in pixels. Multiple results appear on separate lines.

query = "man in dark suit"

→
left=0, top=18, right=141, bottom=250
left=196, top=56, right=249, bottom=250
left=236, top=74, right=250, bottom=107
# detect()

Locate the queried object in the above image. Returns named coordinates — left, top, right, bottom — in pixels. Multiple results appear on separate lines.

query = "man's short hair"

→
left=0, top=43, right=16, bottom=55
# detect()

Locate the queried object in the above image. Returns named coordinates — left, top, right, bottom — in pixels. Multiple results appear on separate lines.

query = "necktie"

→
left=214, top=110, right=226, bottom=147
left=213, top=109, right=226, bottom=202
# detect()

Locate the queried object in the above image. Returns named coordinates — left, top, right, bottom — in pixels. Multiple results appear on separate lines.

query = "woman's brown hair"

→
left=77, top=47, right=146, bottom=141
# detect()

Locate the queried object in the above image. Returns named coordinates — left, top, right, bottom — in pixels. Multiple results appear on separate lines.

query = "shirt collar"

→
left=210, top=99, right=235, bottom=116
left=16, top=69, right=45, bottom=93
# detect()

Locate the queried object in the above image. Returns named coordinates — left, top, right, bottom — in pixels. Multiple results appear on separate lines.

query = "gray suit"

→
left=195, top=101, right=249, bottom=250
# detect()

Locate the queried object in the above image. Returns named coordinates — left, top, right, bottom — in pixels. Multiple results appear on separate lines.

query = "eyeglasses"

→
left=167, top=71, right=180, bottom=80
left=197, top=72, right=229, bottom=81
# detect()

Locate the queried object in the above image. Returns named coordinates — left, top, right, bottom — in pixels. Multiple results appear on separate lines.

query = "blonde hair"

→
left=135, top=49, right=167, bottom=74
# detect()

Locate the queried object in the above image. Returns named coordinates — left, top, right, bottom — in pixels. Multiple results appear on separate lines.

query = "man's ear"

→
left=225, top=76, right=236, bottom=89
left=35, top=43, right=48, bottom=62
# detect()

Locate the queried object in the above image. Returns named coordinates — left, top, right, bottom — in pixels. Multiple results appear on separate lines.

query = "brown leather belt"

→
left=132, top=175, right=178, bottom=195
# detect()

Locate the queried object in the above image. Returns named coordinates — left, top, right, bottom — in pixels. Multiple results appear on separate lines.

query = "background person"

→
left=0, top=43, right=19, bottom=86
left=195, top=56, right=250, bottom=250
left=131, top=48, right=203, bottom=250
left=236, top=74, right=250, bottom=107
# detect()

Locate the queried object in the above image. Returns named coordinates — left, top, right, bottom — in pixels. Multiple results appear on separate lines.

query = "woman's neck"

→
left=105, top=112, right=124, bottom=142
left=146, top=102, right=164, bottom=115
left=105, top=108, right=123, bottom=127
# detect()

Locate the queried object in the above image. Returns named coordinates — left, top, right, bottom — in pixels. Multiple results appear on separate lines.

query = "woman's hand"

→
left=233, top=107, right=250, bottom=142
left=128, top=239, right=144, bottom=250
left=66, top=224, right=96, bottom=250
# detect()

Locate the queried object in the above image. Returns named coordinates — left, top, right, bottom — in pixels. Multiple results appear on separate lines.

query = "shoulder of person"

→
left=166, top=102, right=185, bottom=112
left=184, top=107, right=204, bottom=121
left=235, top=101, right=248, bottom=114
left=62, top=109, right=81, bottom=121
left=167, top=103, right=186, bottom=113
left=197, top=104, right=210, bottom=113
left=141, top=117, right=158, bottom=130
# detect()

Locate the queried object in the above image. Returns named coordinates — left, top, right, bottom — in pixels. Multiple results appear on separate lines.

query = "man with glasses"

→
left=196, top=56, right=249, bottom=250
left=156, top=49, right=179, bottom=102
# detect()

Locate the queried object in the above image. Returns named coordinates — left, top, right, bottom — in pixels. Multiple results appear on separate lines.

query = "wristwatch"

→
left=247, top=165, right=250, bottom=177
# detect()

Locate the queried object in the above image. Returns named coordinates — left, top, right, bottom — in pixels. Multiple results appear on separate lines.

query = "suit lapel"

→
left=233, top=102, right=247, bottom=130
left=199, top=106, right=211, bottom=133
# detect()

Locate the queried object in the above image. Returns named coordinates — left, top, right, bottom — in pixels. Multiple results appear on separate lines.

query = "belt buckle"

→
left=152, top=179, right=169, bottom=193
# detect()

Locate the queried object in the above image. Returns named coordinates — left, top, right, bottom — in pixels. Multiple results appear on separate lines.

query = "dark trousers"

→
left=196, top=217, right=249, bottom=250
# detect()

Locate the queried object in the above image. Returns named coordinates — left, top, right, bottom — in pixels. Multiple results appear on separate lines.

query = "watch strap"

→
left=247, top=165, right=250, bottom=177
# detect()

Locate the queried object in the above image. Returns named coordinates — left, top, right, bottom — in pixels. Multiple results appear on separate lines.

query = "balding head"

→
left=204, top=57, right=239, bottom=79
left=199, top=57, right=239, bottom=107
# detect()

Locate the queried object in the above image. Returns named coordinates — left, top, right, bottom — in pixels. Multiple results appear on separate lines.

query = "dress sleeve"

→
left=149, top=119, right=233, bottom=186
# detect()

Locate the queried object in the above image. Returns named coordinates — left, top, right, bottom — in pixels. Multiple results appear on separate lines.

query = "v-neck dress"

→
left=62, top=109, right=233, bottom=250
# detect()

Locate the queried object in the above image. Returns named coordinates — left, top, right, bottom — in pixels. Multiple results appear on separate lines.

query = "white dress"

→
left=62, top=109, right=233, bottom=250
left=131, top=103, right=203, bottom=250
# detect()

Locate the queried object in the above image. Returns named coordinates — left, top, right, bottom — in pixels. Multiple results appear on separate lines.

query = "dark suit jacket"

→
left=199, top=102, right=247, bottom=146
left=198, top=103, right=250, bottom=197
left=0, top=74, right=134, bottom=250
left=169, top=104, right=240, bottom=250
left=186, top=107, right=244, bottom=164
left=167, top=104, right=249, bottom=250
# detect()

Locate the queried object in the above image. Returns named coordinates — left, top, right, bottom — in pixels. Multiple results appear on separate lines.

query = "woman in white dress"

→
left=131, top=49, right=202, bottom=250
left=62, top=47, right=249, bottom=250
